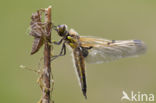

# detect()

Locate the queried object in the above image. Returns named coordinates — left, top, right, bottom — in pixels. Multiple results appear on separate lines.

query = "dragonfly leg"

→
left=51, top=43, right=66, bottom=61
left=52, top=36, right=66, bottom=45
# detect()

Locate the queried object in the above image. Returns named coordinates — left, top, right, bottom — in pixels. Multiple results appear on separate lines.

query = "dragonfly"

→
left=52, top=24, right=146, bottom=98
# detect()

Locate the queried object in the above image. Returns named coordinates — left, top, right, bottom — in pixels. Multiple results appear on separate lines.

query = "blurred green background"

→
left=0, top=0, right=156, bottom=103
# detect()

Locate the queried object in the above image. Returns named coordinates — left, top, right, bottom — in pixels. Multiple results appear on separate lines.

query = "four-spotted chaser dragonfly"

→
left=52, top=24, right=146, bottom=98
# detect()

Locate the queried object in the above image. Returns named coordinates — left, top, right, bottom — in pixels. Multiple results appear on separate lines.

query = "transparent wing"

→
left=79, top=36, right=146, bottom=64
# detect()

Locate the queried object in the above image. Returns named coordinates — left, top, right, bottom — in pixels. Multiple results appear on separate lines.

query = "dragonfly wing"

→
left=72, top=47, right=87, bottom=98
left=80, top=37, right=146, bottom=64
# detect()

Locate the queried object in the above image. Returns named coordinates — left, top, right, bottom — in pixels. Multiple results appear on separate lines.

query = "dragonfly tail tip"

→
left=83, top=92, right=87, bottom=99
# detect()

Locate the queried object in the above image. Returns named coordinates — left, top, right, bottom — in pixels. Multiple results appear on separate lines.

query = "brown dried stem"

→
left=42, top=6, right=52, bottom=103
left=29, top=6, right=54, bottom=103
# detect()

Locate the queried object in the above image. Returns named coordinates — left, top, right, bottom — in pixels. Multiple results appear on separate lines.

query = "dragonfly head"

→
left=56, top=24, right=68, bottom=37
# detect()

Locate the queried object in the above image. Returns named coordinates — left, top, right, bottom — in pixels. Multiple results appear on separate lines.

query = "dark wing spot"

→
left=133, top=40, right=142, bottom=44
left=112, top=40, right=116, bottom=43
left=81, top=46, right=93, bottom=57
left=82, top=48, right=89, bottom=57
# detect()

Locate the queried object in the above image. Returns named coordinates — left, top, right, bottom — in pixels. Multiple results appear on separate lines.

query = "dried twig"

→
left=42, top=6, right=52, bottom=103
left=29, top=6, right=53, bottom=103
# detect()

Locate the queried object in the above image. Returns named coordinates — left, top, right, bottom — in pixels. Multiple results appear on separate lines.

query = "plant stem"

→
left=42, top=6, right=52, bottom=103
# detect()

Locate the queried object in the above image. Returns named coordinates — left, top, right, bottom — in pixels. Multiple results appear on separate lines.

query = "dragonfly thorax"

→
left=66, top=36, right=79, bottom=48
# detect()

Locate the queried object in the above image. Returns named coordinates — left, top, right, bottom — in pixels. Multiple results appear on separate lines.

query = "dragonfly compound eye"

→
left=57, top=24, right=68, bottom=37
